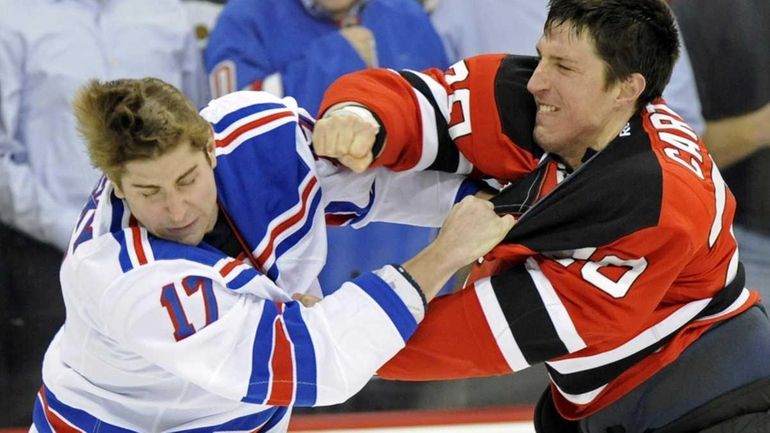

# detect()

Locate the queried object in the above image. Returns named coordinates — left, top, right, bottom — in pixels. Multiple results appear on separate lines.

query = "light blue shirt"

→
left=430, top=0, right=705, bottom=134
left=0, top=0, right=206, bottom=250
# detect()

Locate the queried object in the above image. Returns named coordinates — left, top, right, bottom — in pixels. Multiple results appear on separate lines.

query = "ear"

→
left=206, top=139, right=217, bottom=169
left=111, top=177, right=126, bottom=199
left=617, top=72, right=646, bottom=106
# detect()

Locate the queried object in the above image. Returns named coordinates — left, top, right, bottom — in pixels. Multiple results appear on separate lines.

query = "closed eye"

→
left=179, top=176, right=196, bottom=187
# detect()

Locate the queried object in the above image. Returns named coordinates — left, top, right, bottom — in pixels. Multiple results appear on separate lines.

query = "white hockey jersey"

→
left=32, top=92, right=470, bottom=432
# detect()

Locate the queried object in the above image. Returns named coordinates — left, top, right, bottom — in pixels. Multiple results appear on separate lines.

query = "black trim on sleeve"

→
left=398, top=71, right=461, bottom=173
left=491, top=264, right=569, bottom=364
left=495, top=55, right=542, bottom=159
left=369, top=108, right=387, bottom=159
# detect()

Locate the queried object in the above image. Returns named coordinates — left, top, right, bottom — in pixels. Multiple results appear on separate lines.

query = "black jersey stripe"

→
left=399, top=70, right=460, bottom=173
left=491, top=264, right=570, bottom=364
left=547, top=264, right=747, bottom=395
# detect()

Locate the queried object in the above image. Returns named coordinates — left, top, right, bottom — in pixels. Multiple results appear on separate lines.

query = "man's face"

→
left=527, top=23, right=623, bottom=164
left=114, top=141, right=219, bottom=246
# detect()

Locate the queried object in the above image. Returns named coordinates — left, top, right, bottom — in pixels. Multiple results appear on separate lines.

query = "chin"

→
left=164, top=231, right=204, bottom=246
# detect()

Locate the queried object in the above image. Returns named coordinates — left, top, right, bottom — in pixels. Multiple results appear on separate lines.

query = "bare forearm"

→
left=402, top=243, right=465, bottom=302
left=704, top=103, right=770, bottom=168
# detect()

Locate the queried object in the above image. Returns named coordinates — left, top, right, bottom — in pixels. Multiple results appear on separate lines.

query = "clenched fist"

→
left=313, top=106, right=379, bottom=172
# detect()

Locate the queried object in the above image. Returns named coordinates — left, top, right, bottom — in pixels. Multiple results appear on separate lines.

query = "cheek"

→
left=126, top=199, right=164, bottom=229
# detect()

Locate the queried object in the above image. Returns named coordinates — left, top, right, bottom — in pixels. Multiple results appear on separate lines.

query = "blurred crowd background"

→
left=1, top=0, right=768, bottom=427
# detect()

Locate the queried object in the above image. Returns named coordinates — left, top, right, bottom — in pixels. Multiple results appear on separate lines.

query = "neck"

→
left=564, top=107, right=637, bottom=169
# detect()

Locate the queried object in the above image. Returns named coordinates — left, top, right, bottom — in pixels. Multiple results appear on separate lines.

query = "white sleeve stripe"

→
left=725, top=238, right=739, bottom=287
left=525, top=258, right=586, bottom=353
left=214, top=115, right=296, bottom=157
left=475, top=278, right=530, bottom=371
left=456, top=153, right=474, bottom=175
left=406, top=69, right=451, bottom=122
left=547, top=297, right=712, bottom=374
left=708, top=156, right=726, bottom=248
left=410, top=87, right=440, bottom=171
left=372, top=265, right=425, bottom=323
left=261, top=72, right=284, bottom=98
left=209, top=60, right=236, bottom=98
left=252, top=173, right=320, bottom=272
left=214, top=107, right=294, bottom=141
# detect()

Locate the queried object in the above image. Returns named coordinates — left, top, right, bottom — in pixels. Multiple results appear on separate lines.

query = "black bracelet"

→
left=370, top=109, right=387, bottom=159
left=391, top=264, right=427, bottom=310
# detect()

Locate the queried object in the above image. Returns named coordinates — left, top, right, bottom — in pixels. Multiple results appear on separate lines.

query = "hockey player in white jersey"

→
left=29, top=77, right=514, bottom=432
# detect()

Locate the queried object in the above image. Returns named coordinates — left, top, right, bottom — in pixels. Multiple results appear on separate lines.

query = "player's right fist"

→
left=435, top=196, right=516, bottom=269
left=313, top=106, right=379, bottom=173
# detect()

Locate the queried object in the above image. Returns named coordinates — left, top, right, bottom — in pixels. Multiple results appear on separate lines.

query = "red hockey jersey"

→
left=319, top=54, right=758, bottom=419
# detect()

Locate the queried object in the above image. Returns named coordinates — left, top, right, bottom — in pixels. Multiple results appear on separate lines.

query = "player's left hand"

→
left=292, top=293, right=321, bottom=308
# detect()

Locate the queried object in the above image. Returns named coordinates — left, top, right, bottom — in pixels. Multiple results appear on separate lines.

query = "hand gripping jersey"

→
left=33, top=92, right=467, bottom=432
left=319, top=54, right=759, bottom=420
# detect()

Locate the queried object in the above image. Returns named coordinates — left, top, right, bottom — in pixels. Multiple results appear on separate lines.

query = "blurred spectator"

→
left=205, top=0, right=449, bottom=295
left=206, top=0, right=448, bottom=114
left=181, top=0, right=227, bottom=50
left=429, top=0, right=706, bottom=133
left=0, top=0, right=205, bottom=425
left=672, top=0, right=770, bottom=298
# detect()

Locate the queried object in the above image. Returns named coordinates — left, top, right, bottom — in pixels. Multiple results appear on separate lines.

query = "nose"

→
left=527, top=62, right=548, bottom=95
left=165, top=191, right=188, bottom=224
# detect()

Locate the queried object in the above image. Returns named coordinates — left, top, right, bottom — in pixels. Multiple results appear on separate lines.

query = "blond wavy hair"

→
left=74, top=78, right=212, bottom=185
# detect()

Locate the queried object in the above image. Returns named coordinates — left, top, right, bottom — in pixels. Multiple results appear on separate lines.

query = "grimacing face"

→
left=113, top=140, right=219, bottom=246
left=527, top=23, right=626, bottom=166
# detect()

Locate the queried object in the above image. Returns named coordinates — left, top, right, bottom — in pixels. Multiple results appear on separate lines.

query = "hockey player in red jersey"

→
left=314, top=0, right=770, bottom=431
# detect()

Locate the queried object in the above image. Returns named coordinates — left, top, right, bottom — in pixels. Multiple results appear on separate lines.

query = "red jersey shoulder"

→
left=641, top=100, right=732, bottom=243
left=450, top=55, right=541, bottom=182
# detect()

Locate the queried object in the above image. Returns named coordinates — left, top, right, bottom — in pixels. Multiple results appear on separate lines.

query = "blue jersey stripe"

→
left=37, top=387, right=134, bottom=432
left=109, top=192, right=125, bottom=233
left=243, top=302, right=279, bottom=403
left=324, top=186, right=375, bottom=225
left=282, top=302, right=317, bottom=405
left=212, top=102, right=288, bottom=134
left=32, top=395, right=53, bottom=433
left=264, top=187, right=322, bottom=283
left=112, top=232, right=134, bottom=273
left=455, top=179, right=482, bottom=203
left=36, top=385, right=279, bottom=433
left=354, top=273, right=418, bottom=342
left=260, top=406, right=290, bottom=432
left=170, top=407, right=278, bottom=433
left=226, top=267, right=261, bottom=291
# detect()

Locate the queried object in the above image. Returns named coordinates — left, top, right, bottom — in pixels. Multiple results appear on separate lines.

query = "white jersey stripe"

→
left=407, top=69, right=452, bottom=122
left=551, top=378, right=607, bottom=406
left=410, top=87, right=440, bottom=171
left=697, top=288, right=751, bottom=322
left=215, top=114, right=296, bottom=156
left=708, top=156, right=726, bottom=248
left=547, top=297, right=712, bottom=374
left=525, top=258, right=587, bottom=353
left=252, top=172, right=318, bottom=270
left=475, top=278, right=530, bottom=371
left=214, top=107, right=294, bottom=141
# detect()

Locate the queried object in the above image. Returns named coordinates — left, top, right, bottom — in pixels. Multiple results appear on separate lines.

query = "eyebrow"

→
left=130, top=165, right=198, bottom=189
left=535, top=46, right=577, bottom=65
